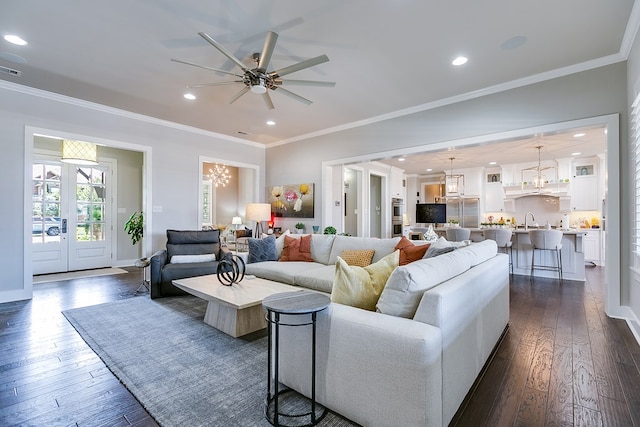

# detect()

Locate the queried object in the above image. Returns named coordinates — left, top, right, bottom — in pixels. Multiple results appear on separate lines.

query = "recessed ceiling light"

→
left=398, top=157, right=405, bottom=162
left=266, top=120, right=276, bottom=126
left=426, top=168, right=433, bottom=172
left=571, top=152, right=581, bottom=156
left=183, top=93, right=196, bottom=100
left=489, top=161, right=497, bottom=165
left=4, top=35, right=27, bottom=46
left=573, top=133, right=586, bottom=138
left=452, top=56, right=468, bottom=66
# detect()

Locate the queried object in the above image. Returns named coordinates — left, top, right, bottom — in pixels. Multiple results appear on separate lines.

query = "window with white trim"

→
left=633, top=93, right=640, bottom=266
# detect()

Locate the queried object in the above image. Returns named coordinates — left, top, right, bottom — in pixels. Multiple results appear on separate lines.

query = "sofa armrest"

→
left=278, top=303, right=443, bottom=427
left=149, top=249, right=167, bottom=288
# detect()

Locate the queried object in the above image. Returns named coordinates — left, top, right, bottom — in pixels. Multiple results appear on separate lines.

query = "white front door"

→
left=32, top=157, right=112, bottom=274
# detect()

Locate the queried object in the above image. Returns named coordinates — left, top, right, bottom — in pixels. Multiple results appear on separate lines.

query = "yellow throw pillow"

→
left=340, top=249, right=375, bottom=267
left=331, top=250, right=399, bottom=311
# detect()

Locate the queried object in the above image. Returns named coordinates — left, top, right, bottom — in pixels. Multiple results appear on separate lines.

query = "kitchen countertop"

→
left=433, top=227, right=591, bottom=235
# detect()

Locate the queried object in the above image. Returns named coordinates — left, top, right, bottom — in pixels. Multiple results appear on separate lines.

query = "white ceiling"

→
left=0, top=1, right=635, bottom=161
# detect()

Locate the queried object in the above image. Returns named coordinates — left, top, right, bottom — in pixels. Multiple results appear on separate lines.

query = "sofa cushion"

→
left=395, top=236, right=430, bottom=265
left=455, top=239, right=498, bottom=266
left=329, top=235, right=401, bottom=265
left=280, top=235, right=313, bottom=262
left=170, top=253, right=216, bottom=263
left=161, top=261, right=220, bottom=283
left=293, top=265, right=336, bottom=293
left=376, top=249, right=474, bottom=318
left=245, top=261, right=325, bottom=285
left=310, top=234, right=335, bottom=264
left=247, top=235, right=278, bottom=263
left=331, top=251, right=399, bottom=311
left=340, top=249, right=375, bottom=267
left=166, top=229, right=221, bottom=260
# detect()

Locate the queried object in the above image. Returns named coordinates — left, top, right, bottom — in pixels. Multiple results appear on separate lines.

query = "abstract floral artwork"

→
left=268, top=183, right=314, bottom=218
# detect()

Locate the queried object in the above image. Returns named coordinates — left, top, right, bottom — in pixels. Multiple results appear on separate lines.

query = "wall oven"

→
left=392, top=198, right=403, bottom=237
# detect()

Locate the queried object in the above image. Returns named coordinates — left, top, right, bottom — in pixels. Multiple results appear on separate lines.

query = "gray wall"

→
left=0, top=83, right=265, bottom=302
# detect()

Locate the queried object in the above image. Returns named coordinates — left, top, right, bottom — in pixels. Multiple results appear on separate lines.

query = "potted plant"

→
left=124, top=211, right=144, bottom=252
left=295, top=222, right=305, bottom=234
left=323, top=226, right=337, bottom=235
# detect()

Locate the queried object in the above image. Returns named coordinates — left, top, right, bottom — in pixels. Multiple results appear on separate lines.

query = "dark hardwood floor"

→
left=1, top=266, right=639, bottom=426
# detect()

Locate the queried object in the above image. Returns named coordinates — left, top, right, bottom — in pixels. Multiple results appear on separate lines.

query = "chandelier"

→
left=441, top=157, right=464, bottom=197
left=521, top=145, right=557, bottom=192
left=208, top=164, right=231, bottom=187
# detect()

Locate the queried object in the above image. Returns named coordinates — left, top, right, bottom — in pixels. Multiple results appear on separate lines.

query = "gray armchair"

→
left=150, top=229, right=232, bottom=299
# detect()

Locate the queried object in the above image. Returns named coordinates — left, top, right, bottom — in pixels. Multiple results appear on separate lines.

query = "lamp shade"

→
left=246, top=203, right=271, bottom=221
left=232, top=216, right=242, bottom=225
left=61, top=140, right=98, bottom=165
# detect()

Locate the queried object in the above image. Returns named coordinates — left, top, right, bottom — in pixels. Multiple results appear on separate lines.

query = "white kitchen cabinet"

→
left=484, top=182, right=505, bottom=212
left=571, top=175, right=598, bottom=211
left=390, top=167, right=406, bottom=199
left=582, top=230, right=601, bottom=265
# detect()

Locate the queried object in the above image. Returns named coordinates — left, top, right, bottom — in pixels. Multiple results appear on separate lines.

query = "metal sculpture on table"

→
left=216, top=254, right=245, bottom=286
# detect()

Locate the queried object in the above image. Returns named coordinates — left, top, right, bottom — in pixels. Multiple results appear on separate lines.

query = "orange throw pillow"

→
left=394, top=236, right=430, bottom=265
left=280, top=235, right=313, bottom=262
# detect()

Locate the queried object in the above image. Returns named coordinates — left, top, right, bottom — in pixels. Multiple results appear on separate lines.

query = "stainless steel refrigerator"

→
left=445, top=197, right=479, bottom=228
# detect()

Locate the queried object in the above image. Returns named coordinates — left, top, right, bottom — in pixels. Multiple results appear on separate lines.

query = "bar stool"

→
left=446, top=227, right=470, bottom=242
left=529, top=229, right=563, bottom=284
left=482, top=228, right=513, bottom=273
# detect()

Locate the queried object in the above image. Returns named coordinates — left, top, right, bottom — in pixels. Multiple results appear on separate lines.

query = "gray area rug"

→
left=63, top=296, right=357, bottom=427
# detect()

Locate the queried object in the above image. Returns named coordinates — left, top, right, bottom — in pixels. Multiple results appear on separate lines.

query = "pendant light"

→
left=443, top=157, right=464, bottom=196
left=521, top=145, right=557, bottom=192
left=208, top=164, right=231, bottom=187
left=61, top=140, right=98, bottom=166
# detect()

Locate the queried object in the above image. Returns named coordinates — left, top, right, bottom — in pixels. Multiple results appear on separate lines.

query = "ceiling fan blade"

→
left=171, top=59, right=243, bottom=77
left=257, top=31, right=278, bottom=71
left=262, top=91, right=275, bottom=110
left=277, top=79, right=336, bottom=87
left=270, top=54, right=329, bottom=78
left=198, top=32, right=252, bottom=74
left=186, top=81, right=241, bottom=88
left=229, top=86, right=250, bottom=104
left=274, top=87, right=313, bottom=105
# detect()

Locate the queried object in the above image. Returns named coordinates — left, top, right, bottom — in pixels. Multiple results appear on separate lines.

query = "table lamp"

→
left=246, top=203, right=271, bottom=237
left=232, top=216, right=242, bottom=231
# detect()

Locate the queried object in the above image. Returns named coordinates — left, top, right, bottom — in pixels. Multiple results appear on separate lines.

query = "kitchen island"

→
left=430, top=227, right=588, bottom=281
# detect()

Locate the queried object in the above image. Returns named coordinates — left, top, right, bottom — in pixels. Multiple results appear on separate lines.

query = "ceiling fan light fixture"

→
left=251, top=81, right=267, bottom=94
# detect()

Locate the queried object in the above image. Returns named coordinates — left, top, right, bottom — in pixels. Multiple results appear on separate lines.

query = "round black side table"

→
left=262, top=291, right=330, bottom=427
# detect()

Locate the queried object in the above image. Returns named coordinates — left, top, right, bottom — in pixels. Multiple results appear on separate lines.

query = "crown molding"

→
left=0, top=80, right=265, bottom=150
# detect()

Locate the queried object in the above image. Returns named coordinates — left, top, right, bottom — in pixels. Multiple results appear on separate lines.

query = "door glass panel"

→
left=32, top=163, right=62, bottom=244
left=75, top=167, right=106, bottom=242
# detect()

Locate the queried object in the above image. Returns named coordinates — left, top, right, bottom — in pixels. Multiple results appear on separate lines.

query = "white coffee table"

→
left=172, top=275, right=302, bottom=337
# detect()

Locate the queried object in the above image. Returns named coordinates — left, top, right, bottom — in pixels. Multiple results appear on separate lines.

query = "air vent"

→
left=0, top=65, right=21, bottom=77
left=237, top=131, right=251, bottom=135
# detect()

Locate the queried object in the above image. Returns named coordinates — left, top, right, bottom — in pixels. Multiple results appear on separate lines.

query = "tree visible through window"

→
left=75, top=167, right=106, bottom=241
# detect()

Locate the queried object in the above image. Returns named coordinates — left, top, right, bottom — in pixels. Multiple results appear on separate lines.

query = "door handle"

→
left=62, top=219, right=67, bottom=233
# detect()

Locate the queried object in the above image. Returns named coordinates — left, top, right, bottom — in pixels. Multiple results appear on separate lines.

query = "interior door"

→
left=32, top=157, right=112, bottom=274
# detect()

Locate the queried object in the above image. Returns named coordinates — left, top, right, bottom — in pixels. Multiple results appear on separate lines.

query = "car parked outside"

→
left=32, top=216, right=61, bottom=236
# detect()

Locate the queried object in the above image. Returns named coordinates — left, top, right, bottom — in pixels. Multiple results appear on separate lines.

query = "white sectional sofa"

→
left=245, top=234, right=509, bottom=427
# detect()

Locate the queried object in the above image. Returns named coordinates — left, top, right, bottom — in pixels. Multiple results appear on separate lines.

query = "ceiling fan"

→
left=171, top=31, right=335, bottom=109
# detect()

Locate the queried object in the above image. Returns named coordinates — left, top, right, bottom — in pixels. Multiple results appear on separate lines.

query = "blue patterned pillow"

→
left=247, top=235, right=278, bottom=263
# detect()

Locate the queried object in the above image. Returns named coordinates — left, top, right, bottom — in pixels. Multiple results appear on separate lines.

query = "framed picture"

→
left=268, top=183, right=315, bottom=218
left=575, top=165, right=594, bottom=176
left=273, top=227, right=282, bottom=234
left=487, top=173, right=501, bottom=183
